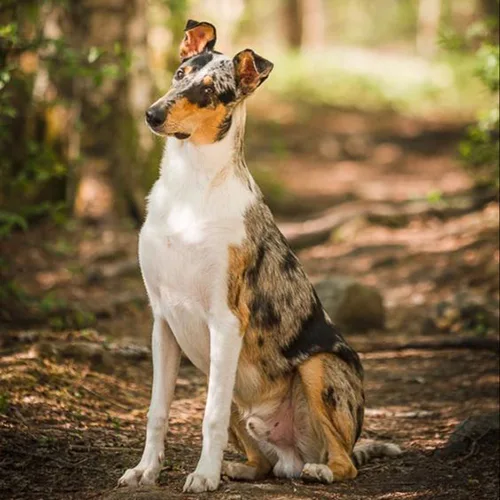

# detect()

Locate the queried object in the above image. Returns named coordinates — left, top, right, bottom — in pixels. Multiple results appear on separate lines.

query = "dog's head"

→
left=145, top=20, right=273, bottom=144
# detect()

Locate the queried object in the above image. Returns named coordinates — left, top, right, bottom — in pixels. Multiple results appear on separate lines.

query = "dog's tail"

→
left=352, top=441, right=402, bottom=468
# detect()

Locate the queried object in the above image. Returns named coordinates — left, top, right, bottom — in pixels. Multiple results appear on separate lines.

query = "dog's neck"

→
left=160, top=102, right=249, bottom=187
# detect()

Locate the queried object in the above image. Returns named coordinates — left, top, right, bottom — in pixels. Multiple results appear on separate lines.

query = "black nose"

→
left=145, top=106, right=166, bottom=127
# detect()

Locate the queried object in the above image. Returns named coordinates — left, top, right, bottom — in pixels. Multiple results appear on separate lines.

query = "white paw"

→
left=223, top=461, right=258, bottom=481
left=183, top=472, right=220, bottom=493
left=118, top=465, right=160, bottom=487
left=301, top=463, right=334, bottom=484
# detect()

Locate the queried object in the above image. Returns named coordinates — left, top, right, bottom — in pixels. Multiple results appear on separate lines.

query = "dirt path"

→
left=1, top=107, right=498, bottom=499
left=1, top=341, right=497, bottom=499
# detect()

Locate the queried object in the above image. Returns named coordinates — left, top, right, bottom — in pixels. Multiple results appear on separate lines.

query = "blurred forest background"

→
left=0, top=0, right=498, bottom=227
left=0, top=1, right=499, bottom=500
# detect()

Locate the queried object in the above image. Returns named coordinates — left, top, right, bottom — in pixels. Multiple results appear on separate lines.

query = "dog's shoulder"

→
left=228, top=200, right=363, bottom=379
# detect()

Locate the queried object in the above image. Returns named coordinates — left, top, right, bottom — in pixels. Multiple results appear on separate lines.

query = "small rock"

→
left=314, top=276, right=385, bottom=332
left=422, top=295, right=498, bottom=335
left=436, top=413, right=500, bottom=458
left=35, top=341, right=115, bottom=373
left=109, top=342, right=150, bottom=361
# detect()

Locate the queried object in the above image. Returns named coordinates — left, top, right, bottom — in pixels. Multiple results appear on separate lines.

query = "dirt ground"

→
left=1, top=104, right=499, bottom=499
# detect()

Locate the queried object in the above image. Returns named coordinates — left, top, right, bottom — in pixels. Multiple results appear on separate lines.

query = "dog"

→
left=118, top=19, right=401, bottom=494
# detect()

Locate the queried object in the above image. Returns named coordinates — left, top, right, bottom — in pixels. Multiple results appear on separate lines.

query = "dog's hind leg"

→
left=298, top=354, right=362, bottom=483
left=223, top=407, right=273, bottom=481
left=118, top=317, right=181, bottom=487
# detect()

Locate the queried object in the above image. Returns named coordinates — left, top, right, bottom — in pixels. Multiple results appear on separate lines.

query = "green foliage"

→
left=0, top=393, right=10, bottom=414
left=426, top=190, right=443, bottom=205
left=0, top=210, right=28, bottom=238
left=462, top=44, right=499, bottom=187
left=0, top=1, right=131, bottom=237
left=441, top=15, right=500, bottom=188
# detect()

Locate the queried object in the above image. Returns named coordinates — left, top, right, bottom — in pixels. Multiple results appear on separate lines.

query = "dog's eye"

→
left=204, top=86, right=214, bottom=95
left=175, top=69, right=185, bottom=80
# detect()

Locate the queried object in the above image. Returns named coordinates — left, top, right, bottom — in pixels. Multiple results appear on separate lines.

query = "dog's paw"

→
left=300, top=463, right=334, bottom=484
left=223, top=461, right=258, bottom=481
left=118, top=465, right=160, bottom=487
left=183, top=472, right=220, bottom=493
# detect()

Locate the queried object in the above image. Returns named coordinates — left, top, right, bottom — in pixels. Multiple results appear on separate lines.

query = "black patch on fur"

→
left=322, top=386, right=337, bottom=408
left=247, top=241, right=267, bottom=286
left=282, top=293, right=343, bottom=360
left=218, top=88, right=236, bottom=105
left=183, top=82, right=212, bottom=108
left=282, top=291, right=363, bottom=376
left=188, top=51, right=214, bottom=71
left=335, top=343, right=363, bottom=377
left=250, top=293, right=281, bottom=329
left=281, top=249, right=299, bottom=274
left=257, top=335, right=265, bottom=347
left=216, top=114, right=232, bottom=141
left=185, top=19, right=200, bottom=30
left=355, top=404, right=364, bottom=442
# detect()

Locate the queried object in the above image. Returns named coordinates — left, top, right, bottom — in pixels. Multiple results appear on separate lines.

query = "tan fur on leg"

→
left=298, top=355, right=360, bottom=482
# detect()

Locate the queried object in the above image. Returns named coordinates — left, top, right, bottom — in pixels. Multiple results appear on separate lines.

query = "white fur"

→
left=119, top=104, right=256, bottom=492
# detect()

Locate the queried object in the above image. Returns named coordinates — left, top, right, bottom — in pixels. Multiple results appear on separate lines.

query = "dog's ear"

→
left=179, top=20, right=217, bottom=61
left=233, top=49, right=273, bottom=96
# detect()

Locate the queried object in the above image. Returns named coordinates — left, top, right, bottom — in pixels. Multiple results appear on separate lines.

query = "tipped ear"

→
left=179, top=20, right=217, bottom=61
left=233, top=49, right=274, bottom=95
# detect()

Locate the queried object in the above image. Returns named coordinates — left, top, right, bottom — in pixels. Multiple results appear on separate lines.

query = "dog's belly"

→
left=239, top=379, right=323, bottom=476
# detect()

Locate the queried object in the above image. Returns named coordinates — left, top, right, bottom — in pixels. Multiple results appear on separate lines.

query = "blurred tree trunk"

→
left=67, top=0, right=154, bottom=222
left=300, top=0, right=325, bottom=50
left=416, top=0, right=442, bottom=57
left=480, top=0, right=500, bottom=43
left=480, top=0, right=499, bottom=18
left=284, top=0, right=302, bottom=50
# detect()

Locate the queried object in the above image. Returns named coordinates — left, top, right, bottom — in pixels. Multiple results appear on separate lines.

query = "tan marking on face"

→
left=183, top=65, right=193, bottom=75
left=203, top=75, right=213, bottom=86
left=165, top=97, right=229, bottom=145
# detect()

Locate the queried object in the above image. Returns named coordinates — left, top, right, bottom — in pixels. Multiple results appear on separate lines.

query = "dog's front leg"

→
left=183, top=312, right=242, bottom=493
left=119, top=316, right=181, bottom=487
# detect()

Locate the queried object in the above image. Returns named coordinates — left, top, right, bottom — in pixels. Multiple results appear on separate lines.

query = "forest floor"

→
left=0, top=102, right=499, bottom=499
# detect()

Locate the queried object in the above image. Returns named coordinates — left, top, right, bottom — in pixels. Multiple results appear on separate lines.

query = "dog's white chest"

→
left=139, top=215, right=217, bottom=373
left=139, top=141, right=255, bottom=373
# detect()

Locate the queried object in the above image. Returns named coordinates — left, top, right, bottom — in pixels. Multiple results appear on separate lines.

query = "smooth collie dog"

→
left=118, top=19, right=401, bottom=494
